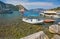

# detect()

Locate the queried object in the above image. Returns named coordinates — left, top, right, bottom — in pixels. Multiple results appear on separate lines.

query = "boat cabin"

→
left=44, top=11, right=57, bottom=16
left=40, top=11, right=60, bottom=18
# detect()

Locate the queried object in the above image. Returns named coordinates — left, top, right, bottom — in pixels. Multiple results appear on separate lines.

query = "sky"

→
left=0, top=0, right=60, bottom=9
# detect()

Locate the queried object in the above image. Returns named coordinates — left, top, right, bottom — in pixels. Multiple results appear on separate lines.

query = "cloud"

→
left=5, top=0, right=53, bottom=6
left=5, top=0, right=60, bottom=9
left=19, top=2, right=55, bottom=9
left=6, top=0, right=28, bottom=2
left=20, top=2, right=60, bottom=9
left=20, top=2, right=53, bottom=6
left=5, top=0, right=29, bottom=4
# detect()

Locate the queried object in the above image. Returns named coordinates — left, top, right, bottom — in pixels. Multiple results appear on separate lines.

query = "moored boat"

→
left=44, top=19, right=55, bottom=23
left=58, top=22, right=60, bottom=25
left=22, top=11, right=44, bottom=24
left=22, top=18, right=44, bottom=24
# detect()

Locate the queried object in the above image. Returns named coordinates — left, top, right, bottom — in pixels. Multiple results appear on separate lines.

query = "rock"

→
left=51, top=35, right=60, bottom=39
left=49, top=24, right=60, bottom=34
left=20, top=31, right=49, bottom=39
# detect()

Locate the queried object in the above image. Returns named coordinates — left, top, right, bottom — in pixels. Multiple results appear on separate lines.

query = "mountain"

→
left=0, top=1, right=27, bottom=11
left=6, top=4, right=19, bottom=11
left=29, top=8, right=45, bottom=12
left=0, top=1, right=6, bottom=10
left=16, top=5, right=27, bottom=11
left=50, top=7, right=60, bottom=11
left=0, top=1, right=18, bottom=11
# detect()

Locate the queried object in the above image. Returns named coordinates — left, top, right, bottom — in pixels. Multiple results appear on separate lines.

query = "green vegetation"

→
left=0, top=18, right=43, bottom=39
left=50, top=7, right=60, bottom=11
left=6, top=4, right=19, bottom=11
left=16, top=5, right=27, bottom=11
left=0, top=17, right=56, bottom=39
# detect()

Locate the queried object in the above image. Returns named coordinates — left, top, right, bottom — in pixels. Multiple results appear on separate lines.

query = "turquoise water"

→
left=0, top=11, right=60, bottom=25
left=23, top=11, right=40, bottom=17
left=0, top=11, right=22, bottom=25
left=0, top=11, right=20, bottom=19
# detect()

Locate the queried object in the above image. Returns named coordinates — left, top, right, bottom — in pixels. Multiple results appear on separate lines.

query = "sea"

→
left=0, top=11, right=60, bottom=26
left=0, top=11, right=22, bottom=26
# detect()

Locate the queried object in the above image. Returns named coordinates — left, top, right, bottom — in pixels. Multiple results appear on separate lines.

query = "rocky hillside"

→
left=16, top=5, right=27, bottom=11
left=0, top=1, right=6, bottom=10
left=6, top=4, right=19, bottom=11
left=50, top=7, right=60, bottom=11
left=0, top=1, right=27, bottom=11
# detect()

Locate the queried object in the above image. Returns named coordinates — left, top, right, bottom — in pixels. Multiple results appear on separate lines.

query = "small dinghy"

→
left=58, top=22, right=60, bottom=25
left=44, top=19, right=55, bottom=23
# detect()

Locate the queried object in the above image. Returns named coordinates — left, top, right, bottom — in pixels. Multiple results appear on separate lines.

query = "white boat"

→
left=54, top=12, right=60, bottom=18
left=40, top=11, right=60, bottom=18
left=22, top=11, right=44, bottom=24
left=22, top=18, right=44, bottom=24
left=40, top=13, right=45, bottom=16
left=58, top=22, right=60, bottom=25
left=53, top=15, right=60, bottom=18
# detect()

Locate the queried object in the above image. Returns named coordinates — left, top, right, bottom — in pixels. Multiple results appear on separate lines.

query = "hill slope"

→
left=50, top=7, right=60, bottom=11
left=0, top=1, right=27, bottom=11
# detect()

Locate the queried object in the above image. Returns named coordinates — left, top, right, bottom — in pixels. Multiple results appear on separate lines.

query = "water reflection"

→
left=0, top=11, right=21, bottom=26
left=0, top=11, right=20, bottom=19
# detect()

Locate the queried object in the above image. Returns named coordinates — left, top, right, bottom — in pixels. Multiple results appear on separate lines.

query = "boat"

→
left=53, top=12, right=60, bottom=18
left=22, top=18, right=44, bottom=24
left=58, top=22, right=60, bottom=25
left=44, top=19, right=55, bottom=23
left=53, top=15, right=60, bottom=18
left=22, top=11, right=44, bottom=24
left=42, top=11, right=56, bottom=16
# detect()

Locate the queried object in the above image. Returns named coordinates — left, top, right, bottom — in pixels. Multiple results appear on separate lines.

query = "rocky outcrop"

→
left=0, top=1, right=27, bottom=11
left=0, top=1, right=18, bottom=12
left=16, top=5, right=27, bottom=11
left=0, top=1, right=6, bottom=10
left=49, top=24, right=60, bottom=34
left=20, top=31, right=49, bottom=39
left=51, top=35, right=60, bottom=39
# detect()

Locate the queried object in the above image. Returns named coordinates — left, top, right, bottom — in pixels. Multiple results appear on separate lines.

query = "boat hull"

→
left=44, top=19, right=55, bottom=23
left=22, top=18, right=44, bottom=24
